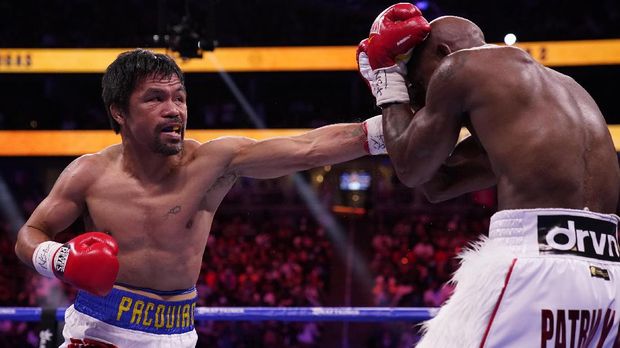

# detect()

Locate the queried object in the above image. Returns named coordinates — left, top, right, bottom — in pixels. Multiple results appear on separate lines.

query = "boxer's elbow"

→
left=421, top=184, right=449, bottom=204
left=14, top=231, right=31, bottom=266
left=393, top=166, right=427, bottom=188
left=420, top=169, right=453, bottom=203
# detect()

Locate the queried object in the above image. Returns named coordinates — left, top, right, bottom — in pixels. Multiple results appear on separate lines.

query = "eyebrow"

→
left=142, top=86, right=186, bottom=95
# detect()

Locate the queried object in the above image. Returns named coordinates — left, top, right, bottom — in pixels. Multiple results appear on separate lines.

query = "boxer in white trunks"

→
left=14, top=49, right=387, bottom=347
left=357, top=4, right=620, bottom=347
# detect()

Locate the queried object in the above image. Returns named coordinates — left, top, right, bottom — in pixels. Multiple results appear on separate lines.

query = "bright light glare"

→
left=504, top=33, right=517, bottom=46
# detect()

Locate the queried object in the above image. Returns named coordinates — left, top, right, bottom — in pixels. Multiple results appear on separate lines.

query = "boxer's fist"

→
left=33, top=232, right=119, bottom=296
left=357, top=3, right=430, bottom=106
left=367, top=3, right=430, bottom=70
left=55, top=232, right=119, bottom=296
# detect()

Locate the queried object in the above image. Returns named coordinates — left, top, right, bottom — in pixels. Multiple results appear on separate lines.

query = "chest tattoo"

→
left=164, top=205, right=182, bottom=219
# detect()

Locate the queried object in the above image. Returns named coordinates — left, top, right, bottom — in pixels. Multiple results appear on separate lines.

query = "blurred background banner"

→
left=2, top=126, right=620, bottom=156
left=1, top=39, right=620, bottom=73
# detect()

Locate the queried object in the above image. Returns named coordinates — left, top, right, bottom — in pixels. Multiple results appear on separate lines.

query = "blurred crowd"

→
left=196, top=214, right=333, bottom=347
left=369, top=213, right=487, bottom=308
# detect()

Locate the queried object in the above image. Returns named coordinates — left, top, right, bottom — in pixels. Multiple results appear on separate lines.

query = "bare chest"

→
left=83, top=174, right=209, bottom=245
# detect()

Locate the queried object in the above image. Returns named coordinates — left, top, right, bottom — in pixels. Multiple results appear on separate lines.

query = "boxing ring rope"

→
left=0, top=306, right=436, bottom=322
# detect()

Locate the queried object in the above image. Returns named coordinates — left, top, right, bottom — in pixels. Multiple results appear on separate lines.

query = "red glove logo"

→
left=54, top=246, right=70, bottom=274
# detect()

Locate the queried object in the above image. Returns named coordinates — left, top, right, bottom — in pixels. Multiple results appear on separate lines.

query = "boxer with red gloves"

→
left=32, top=232, right=119, bottom=296
left=15, top=47, right=389, bottom=347
left=356, top=3, right=430, bottom=107
left=358, top=5, right=620, bottom=348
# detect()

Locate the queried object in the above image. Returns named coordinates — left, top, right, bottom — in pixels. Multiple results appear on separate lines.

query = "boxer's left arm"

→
left=421, top=136, right=497, bottom=202
left=383, top=55, right=467, bottom=187
left=225, top=121, right=383, bottom=179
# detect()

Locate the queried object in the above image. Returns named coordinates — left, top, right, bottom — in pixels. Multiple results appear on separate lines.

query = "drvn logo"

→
left=538, top=215, right=619, bottom=262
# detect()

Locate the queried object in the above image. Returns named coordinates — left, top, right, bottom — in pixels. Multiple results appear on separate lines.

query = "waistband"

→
left=74, top=286, right=197, bottom=335
left=114, top=282, right=197, bottom=297
left=489, top=208, right=619, bottom=262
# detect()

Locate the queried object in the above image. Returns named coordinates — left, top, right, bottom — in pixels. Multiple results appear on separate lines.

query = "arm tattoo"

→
left=348, top=125, right=364, bottom=138
left=207, top=173, right=237, bottom=193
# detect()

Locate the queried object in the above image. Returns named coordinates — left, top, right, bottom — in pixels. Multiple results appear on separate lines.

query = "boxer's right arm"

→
left=15, top=155, right=119, bottom=296
left=382, top=55, right=468, bottom=188
left=15, top=157, right=91, bottom=267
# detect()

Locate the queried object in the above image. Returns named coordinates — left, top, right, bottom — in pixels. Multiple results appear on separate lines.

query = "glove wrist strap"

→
left=32, top=241, right=63, bottom=279
left=373, top=69, right=410, bottom=106
left=363, top=115, right=387, bottom=155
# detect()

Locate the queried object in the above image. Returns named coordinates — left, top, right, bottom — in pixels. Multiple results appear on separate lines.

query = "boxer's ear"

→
left=110, top=104, right=125, bottom=126
left=437, top=43, right=451, bottom=58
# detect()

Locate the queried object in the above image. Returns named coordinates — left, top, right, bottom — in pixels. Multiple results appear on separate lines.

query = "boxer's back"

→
left=459, top=46, right=618, bottom=212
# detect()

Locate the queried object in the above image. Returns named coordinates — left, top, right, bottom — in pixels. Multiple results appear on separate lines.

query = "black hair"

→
left=101, top=49, right=185, bottom=133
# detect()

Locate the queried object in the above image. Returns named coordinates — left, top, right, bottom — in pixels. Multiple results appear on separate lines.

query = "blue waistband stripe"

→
left=74, top=287, right=197, bottom=335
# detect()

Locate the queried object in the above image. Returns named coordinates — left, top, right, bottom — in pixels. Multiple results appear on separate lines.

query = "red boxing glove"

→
left=357, top=3, right=430, bottom=106
left=33, top=232, right=119, bottom=297
left=367, top=3, right=430, bottom=70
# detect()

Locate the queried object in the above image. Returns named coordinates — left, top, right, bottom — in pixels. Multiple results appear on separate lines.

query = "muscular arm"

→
left=421, top=135, right=497, bottom=203
left=220, top=123, right=369, bottom=179
left=14, top=156, right=95, bottom=268
left=383, top=55, right=466, bottom=187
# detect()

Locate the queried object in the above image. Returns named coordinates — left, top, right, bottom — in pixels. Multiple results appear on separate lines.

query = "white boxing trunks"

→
left=417, top=208, right=620, bottom=348
left=60, top=285, right=198, bottom=348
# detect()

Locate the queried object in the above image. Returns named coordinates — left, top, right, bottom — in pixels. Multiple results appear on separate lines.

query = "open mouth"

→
left=160, top=125, right=182, bottom=135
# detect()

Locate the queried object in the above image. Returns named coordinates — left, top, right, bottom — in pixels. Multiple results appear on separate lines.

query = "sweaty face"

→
left=125, top=75, right=187, bottom=156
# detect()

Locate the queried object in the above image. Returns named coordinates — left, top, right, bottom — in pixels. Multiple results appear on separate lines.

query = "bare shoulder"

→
left=193, top=136, right=256, bottom=161
left=68, top=149, right=113, bottom=178
left=428, top=48, right=484, bottom=90
left=426, top=50, right=473, bottom=102
left=443, top=45, right=526, bottom=69
left=460, top=44, right=530, bottom=60
left=430, top=45, right=536, bottom=103
left=458, top=45, right=535, bottom=76
left=53, top=147, right=116, bottom=194
left=188, top=137, right=256, bottom=197
left=184, top=136, right=257, bottom=181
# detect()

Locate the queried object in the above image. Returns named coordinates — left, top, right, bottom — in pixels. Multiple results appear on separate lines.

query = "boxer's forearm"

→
left=231, top=123, right=368, bottom=179
left=291, top=122, right=369, bottom=165
left=383, top=103, right=415, bottom=145
left=382, top=103, right=448, bottom=187
left=382, top=103, right=417, bottom=182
